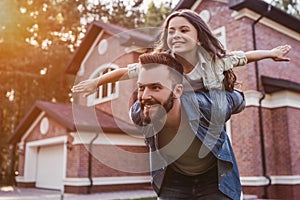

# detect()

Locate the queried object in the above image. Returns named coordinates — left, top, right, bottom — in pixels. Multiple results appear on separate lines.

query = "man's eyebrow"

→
left=137, top=82, right=162, bottom=86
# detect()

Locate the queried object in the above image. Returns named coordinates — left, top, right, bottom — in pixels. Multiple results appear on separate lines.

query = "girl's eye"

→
left=168, top=30, right=175, bottom=35
left=181, top=29, right=189, bottom=33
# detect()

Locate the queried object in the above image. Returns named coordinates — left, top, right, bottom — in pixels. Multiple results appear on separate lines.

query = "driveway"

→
left=0, top=186, right=156, bottom=200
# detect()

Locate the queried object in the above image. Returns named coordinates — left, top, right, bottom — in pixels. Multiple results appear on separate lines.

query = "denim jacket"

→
left=130, top=90, right=245, bottom=200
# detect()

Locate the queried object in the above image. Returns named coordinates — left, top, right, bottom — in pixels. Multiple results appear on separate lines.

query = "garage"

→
left=35, top=144, right=65, bottom=190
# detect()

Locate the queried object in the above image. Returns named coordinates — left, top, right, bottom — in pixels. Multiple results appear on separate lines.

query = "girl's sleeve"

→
left=128, top=63, right=140, bottom=79
left=223, top=51, right=248, bottom=71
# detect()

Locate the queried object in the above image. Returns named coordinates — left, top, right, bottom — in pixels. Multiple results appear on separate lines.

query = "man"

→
left=130, top=52, right=245, bottom=200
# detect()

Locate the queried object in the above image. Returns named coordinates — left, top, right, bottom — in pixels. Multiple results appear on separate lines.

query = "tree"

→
left=0, top=0, right=175, bottom=186
left=143, top=1, right=170, bottom=28
left=270, top=0, right=300, bottom=18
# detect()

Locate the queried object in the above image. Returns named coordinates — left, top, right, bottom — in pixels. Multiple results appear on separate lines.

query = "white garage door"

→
left=36, top=144, right=64, bottom=190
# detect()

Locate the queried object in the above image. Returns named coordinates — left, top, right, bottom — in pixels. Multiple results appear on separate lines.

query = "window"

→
left=213, top=26, right=227, bottom=49
left=87, top=63, right=119, bottom=106
left=213, top=27, right=232, bottom=141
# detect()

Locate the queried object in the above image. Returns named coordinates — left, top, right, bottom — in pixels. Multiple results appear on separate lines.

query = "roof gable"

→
left=8, top=101, right=136, bottom=144
left=229, top=0, right=300, bottom=33
left=65, top=21, right=158, bottom=75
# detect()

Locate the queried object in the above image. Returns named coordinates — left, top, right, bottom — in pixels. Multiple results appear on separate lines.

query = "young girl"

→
left=72, top=9, right=291, bottom=98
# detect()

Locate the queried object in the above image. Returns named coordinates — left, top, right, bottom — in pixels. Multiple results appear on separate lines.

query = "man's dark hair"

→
left=139, top=52, right=184, bottom=84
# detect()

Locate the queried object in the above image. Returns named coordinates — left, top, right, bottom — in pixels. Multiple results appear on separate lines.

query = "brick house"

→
left=9, top=0, right=300, bottom=199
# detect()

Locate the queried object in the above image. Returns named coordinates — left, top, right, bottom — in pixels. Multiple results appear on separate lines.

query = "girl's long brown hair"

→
left=154, top=9, right=236, bottom=92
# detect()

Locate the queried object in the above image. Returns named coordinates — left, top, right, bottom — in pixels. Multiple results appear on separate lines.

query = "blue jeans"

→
left=158, top=165, right=231, bottom=200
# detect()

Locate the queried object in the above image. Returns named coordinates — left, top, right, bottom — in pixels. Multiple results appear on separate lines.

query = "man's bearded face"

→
left=140, top=92, right=174, bottom=124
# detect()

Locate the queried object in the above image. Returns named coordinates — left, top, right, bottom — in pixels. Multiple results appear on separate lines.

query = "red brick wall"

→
left=242, top=186, right=265, bottom=199
left=268, top=184, right=300, bottom=200
left=25, top=116, right=68, bottom=143
left=66, top=144, right=149, bottom=178
left=265, top=107, right=292, bottom=175
left=66, top=144, right=89, bottom=177
left=231, top=106, right=263, bottom=176
left=286, top=107, right=300, bottom=175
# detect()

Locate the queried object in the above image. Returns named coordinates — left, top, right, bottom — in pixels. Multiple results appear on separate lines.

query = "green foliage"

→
left=143, top=1, right=170, bottom=28
left=270, top=0, right=300, bottom=18
left=0, top=0, right=175, bottom=185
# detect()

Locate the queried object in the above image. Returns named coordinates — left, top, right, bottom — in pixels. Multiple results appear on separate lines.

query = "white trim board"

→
left=23, top=136, right=68, bottom=184
left=70, top=132, right=145, bottom=146
left=18, top=111, right=45, bottom=151
left=26, top=136, right=68, bottom=147
left=241, top=175, right=300, bottom=186
left=15, top=176, right=34, bottom=183
left=244, top=90, right=300, bottom=109
left=63, top=176, right=151, bottom=186
left=77, top=30, right=104, bottom=77
left=191, top=0, right=203, bottom=11
left=232, top=8, right=300, bottom=41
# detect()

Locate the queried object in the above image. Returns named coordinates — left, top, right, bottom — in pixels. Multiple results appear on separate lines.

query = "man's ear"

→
left=173, top=84, right=183, bottom=99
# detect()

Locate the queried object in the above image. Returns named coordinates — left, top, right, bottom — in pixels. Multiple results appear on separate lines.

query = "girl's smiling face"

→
left=166, top=16, right=199, bottom=56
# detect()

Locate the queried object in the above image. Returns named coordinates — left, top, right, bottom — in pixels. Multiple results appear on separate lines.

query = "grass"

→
left=122, top=198, right=156, bottom=200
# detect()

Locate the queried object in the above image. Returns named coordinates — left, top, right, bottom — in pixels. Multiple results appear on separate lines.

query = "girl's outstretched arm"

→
left=71, top=68, right=128, bottom=97
left=245, top=44, right=291, bottom=63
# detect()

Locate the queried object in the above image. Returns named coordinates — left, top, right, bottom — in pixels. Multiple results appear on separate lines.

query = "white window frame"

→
left=213, top=26, right=232, bottom=141
left=225, top=119, right=232, bottom=142
left=87, top=63, right=119, bottom=106
left=213, top=26, right=227, bottom=49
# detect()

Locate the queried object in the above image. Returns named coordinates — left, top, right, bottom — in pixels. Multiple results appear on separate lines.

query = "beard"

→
left=140, top=92, right=174, bottom=124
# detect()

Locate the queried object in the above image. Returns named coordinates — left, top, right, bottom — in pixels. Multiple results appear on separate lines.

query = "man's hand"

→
left=71, top=78, right=98, bottom=98
left=271, top=45, right=291, bottom=62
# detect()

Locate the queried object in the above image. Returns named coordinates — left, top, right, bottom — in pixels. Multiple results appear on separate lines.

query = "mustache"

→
left=140, top=99, right=160, bottom=108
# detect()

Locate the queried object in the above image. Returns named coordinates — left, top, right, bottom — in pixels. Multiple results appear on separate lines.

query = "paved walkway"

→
left=0, top=186, right=261, bottom=200
left=0, top=186, right=157, bottom=200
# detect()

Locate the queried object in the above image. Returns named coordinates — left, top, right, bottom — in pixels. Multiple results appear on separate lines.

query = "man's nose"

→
left=141, top=87, right=152, bottom=100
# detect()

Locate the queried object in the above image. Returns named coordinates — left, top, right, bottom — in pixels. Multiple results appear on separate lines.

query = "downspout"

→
left=251, top=3, right=272, bottom=199
left=87, top=132, right=99, bottom=194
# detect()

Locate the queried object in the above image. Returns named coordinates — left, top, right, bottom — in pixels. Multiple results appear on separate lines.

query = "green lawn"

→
left=123, top=198, right=156, bottom=200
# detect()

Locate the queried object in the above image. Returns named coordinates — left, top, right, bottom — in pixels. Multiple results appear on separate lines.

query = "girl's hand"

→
left=271, top=45, right=291, bottom=62
left=71, top=78, right=98, bottom=98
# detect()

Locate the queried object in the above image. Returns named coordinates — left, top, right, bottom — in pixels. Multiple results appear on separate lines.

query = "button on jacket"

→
left=130, top=90, right=245, bottom=200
